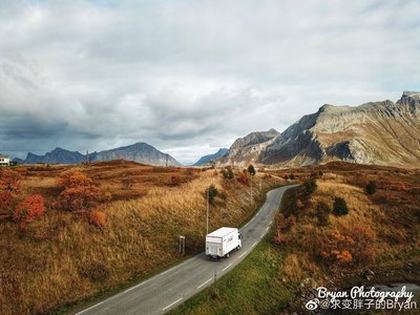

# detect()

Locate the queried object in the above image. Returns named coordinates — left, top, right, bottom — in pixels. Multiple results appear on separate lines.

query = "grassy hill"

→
left=0, top=161, right=283, bottom=314
left=172, top=162, right=420, bottom=314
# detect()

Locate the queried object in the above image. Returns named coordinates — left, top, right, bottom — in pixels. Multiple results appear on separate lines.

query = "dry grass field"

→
left=0, top=160, right=283, bottom=315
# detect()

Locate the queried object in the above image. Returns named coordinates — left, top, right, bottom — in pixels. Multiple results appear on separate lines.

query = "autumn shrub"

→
left=237, top=171, right=249, bottom=185
left=0, top=169, right=22, bottom=192
left=56, top=170, right=103, bottom=212
left=89, top=210, right=107, bottom=227
left=0, top=191, right=13, bottom=213
left=365, top=181, right=377, bottom=195
left=13, top=195, right=45, bottom=227
left=273, top=214, right=296, bottom=245
left=315, top=201, right=330, bottom=226
left=332, top=197, right=348, bottom=216
left=316, top=225, right=376, bottom=266
left=221, top=166, right=234, bottom=180
left=57, top=169, right=93, bottom=189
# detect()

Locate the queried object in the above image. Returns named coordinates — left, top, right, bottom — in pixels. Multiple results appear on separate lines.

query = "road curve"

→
left=76, top=185, right=296, bottom=315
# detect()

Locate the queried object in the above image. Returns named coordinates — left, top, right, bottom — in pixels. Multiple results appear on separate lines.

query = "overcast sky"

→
left=0, top=0, right=419, bottom=164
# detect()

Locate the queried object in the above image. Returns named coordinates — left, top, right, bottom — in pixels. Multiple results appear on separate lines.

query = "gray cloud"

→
left=0, top=0, right=419, bottom=163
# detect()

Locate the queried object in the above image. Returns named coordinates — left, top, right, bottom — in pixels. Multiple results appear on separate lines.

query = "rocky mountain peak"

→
left=223, top=91, right=420, bottom=168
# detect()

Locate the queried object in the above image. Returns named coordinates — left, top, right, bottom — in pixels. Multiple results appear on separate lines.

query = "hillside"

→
left=21, top=142, right=181, bottom=166
left=220, top=92, right=420, bottom=168
left=172, top=162, right=420, bottom=314
left=0, top=162, right=282, bottom=314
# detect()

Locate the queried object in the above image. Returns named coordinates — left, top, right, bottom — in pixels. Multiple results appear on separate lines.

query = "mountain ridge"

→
left=193, top=148, right=228, bottom=166
left=21, top=142, right=182, bottom=166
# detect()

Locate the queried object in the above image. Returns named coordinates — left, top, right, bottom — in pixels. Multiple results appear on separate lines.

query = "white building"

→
left=0, top=154, right=10, bottom=166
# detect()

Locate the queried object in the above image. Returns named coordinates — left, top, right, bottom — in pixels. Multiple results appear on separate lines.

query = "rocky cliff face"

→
left=224, top=92, right=420, bottom=168
left=218, top=129, right=279, bottom=165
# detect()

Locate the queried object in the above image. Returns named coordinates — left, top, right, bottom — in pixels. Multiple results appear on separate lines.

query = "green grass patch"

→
left=170, top=239, right=293, bottom=315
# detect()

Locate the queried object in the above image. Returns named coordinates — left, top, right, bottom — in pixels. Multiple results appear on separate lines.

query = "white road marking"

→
left=197, top=278, right=213, bottom=289
left=265, top=226, right=269, bottom=232
left=76, top=300, right=107, bottom=315
left=251, top=241, right=257, bottom=248
left=123, top=280, right=148, bottom=294
left=222, top=263, right=232, bottom=271
left=239, top=251, right=248, bottom=258
left=162, top=297, right=183, bottom=311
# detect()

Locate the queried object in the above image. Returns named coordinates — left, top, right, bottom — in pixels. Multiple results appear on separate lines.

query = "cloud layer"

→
left=1, top=0, right=419, bottom=163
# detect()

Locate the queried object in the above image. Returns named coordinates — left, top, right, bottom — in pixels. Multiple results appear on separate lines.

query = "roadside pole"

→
left=206, top=188, right=209, bottom=235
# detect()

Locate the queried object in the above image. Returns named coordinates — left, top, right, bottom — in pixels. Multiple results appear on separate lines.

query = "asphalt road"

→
left=76, top=185, right=296, bottom=315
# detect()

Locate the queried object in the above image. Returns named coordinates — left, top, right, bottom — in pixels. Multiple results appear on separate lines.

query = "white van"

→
left=205, top=227, right=242, bottom=259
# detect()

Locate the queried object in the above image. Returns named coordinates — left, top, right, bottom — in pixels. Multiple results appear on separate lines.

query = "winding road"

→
left=76, top=185, right=296, bottom=315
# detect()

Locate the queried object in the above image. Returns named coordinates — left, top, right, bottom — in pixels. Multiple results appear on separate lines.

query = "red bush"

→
left=0, top=191, right=13, bottom=213
left=57, top=170, right=94, bottom=189
left=56, top=170, right=103, bottom=212
left=237, top=172, right=249, bottom=185
left=89, top=210, right=107, bottom=227
left=0, top=169, right=22, bottom=193
left=13, top=194, right=45, bottom=226
left=316, top=225, right=376, bottom=266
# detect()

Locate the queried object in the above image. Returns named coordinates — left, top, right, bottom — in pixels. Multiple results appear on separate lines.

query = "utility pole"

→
left=206, top=187, right=209, bottom=235
left=250, top=177, right=253, bottom=204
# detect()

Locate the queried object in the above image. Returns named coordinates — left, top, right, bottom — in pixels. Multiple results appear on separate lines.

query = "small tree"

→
left=13, top=194, right=45, bottom=227
left=247, top=164, right=256, bottom=176
left=221, top=166, right=234, bottom=180
left=332, top=197, right=348, bottom=216
left=206, top=184, right=218, bottom=205
left=304, top=178, right=317, bottom=194
left=315, top=202, right=330, bottom=226
left=365, top=181, right=377, bottom=195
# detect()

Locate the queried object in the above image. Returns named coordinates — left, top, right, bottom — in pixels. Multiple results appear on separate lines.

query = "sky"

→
left=0, top=0, right=419, bottom=164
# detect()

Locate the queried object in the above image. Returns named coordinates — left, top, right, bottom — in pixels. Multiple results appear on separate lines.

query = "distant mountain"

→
left=23, top=148, right=85, bottom=164
left=89, top=142, right=181, bottom=166
left=22, top=142, right=182, bottom=166
left=221, top=92, right=420, bottom=168
left=12, top=157, right=24, bottom=164
left=193, top=148, right=228, bottom=166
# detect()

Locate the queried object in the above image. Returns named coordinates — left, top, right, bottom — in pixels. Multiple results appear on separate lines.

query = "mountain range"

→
left=218, top=91, right=420, bottom=168
left=20, top=142, right=181, bottom=166
left=193, top=148, right=228, bottom=166
left=14, top=91, right=420, bottom=168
